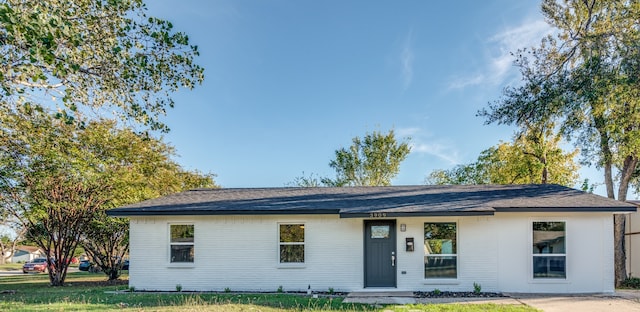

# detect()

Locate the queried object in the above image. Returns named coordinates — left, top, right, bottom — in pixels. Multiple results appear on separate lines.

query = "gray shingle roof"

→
left=106, top=184, right=637, bottom=217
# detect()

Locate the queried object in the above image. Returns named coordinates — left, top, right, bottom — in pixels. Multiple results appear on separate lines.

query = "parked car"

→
left=78, top=260, right=92, bottom=271
left=22, top=258, right=50, bottom=273
left=78, top=259, right=128, bottom=272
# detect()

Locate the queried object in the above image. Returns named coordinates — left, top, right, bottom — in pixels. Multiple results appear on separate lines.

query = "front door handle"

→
left=391, top=255, right=396, bottom=267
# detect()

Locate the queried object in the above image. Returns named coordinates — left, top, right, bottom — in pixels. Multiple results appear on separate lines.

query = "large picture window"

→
left=279, top=224, right=305, bottom=263
left=424, top=222, right=457, bottom=279
left=532, top=221, right=566, bottom=278
left=170, top=224, right=194, bottom=263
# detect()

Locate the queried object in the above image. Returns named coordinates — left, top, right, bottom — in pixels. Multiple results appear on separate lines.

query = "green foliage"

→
left=581, top=178, right=597, bottom=193
left=433, top=289, right=441, bottom=295
left=0, top=105, right=217, bottom=285
left=224, top=287, right=231, bottom=293
left=277, top=285, right=283, bottom=293
left=328, top=287, right=335, bottom=295
left=621, top=277, right=640, bottom=289
left=176, top=284, right=183, bottom=292
left=473, top=282, right=482, bottom=294
left=327, top=130, right=411, bottom=186
left=287, top=172, right=326, bottom=187
left=0, top=0, right=204, bottom=132
left=427, top=127, right=579, bottom=186
left=0, top=105, right=113, bottom=285
left=478, top=0, right=640, bottom=199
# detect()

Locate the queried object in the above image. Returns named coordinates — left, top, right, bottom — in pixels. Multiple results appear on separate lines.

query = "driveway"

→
left=345, top=290, right=640, bottom=311
left=508, top=291, right=640, bottom=312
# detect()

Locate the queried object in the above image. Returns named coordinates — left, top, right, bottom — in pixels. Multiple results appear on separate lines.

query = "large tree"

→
left=0, top=105, right=216, bottom=285
left=478, top=0, right=640, bottom=284
left=78, top=120, right=216, bottom=281
left=0, top=0, right=207, bottom=284
left=0, top=105, right=113, bottom=285
left=427, top=127, right=579, bottom=186
left=0, top=0, right=203, bottom=131
left=326, top=130, right=411, bottom=186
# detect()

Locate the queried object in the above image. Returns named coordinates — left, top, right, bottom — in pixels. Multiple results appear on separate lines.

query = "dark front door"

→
left=364, top=220, right=397, bottom=287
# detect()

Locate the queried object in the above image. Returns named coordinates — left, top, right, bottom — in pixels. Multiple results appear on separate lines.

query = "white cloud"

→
left=411, top=142, right=461, bottom=165
left=398, top=127, right=461, bottom=165
left=486, top=19, right=551, bottom=83
left=448, top=18, right=553, bottom=90
left=400, top=29, right=414, bottom=90
left=447, top=74, right=485, bottom=90
left=396, top=127, right=421, bottom=137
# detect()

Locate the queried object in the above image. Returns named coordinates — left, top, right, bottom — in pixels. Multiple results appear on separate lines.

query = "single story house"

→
left=627, top=200, right=640, bottom=278
left=107, top=184, right=637, bottom=294
left=9, top=245, right=44, bottom=263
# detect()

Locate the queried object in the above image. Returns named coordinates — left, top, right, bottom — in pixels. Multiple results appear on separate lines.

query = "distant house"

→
left=10, top=246, right=44, bottom=263
left=107, top=184, right=636, bottom=294
left=626, top=201, right=640, bottom=278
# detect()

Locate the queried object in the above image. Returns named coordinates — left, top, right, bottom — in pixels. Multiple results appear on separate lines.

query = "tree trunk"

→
left=614, top=214, right=627, bottom=286
left=107, top=269, right=119, bottom=281
left=541, top=156, right=548, bottom=184
left=604, top=162, right=615, bottom=199
left=618, top=156, right=637, bottom=200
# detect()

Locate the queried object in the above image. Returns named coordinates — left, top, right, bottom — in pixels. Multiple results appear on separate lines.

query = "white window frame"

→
left=168, top=223, right=195, bottom=265
left=423, top=221, right=458, bottom=281
left=531, top=220, right=567, bottom=281
left=278, top=223, right=305, bottom=266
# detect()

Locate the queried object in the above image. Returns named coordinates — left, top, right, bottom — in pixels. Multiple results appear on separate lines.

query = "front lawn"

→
left=0, top=263, right=24, bottom=271
left=0, top=272, right=538, bottom=311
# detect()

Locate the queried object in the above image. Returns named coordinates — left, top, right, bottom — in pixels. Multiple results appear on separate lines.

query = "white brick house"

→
left=107, top=184, right=636, bottom=294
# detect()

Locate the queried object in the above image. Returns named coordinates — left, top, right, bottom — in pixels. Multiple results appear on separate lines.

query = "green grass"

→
left=0, top=263, right=24, bottom=271
left=0, top=272, right=538, bottom=311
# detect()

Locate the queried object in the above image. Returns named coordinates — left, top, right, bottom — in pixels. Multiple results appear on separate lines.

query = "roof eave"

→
left=106, top=209, right=340, bottom=217
left=494, top=207, right=638, bottom=213
left=339, top=211, right=495, bottom=218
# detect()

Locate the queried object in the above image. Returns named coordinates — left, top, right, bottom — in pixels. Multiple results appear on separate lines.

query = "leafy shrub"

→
left=473, top=282, right=482, bottom=294
left=622, top=277, right=640, bottom=289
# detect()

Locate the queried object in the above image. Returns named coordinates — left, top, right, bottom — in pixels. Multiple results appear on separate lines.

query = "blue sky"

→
left=143, top=0, right=618, bottom=195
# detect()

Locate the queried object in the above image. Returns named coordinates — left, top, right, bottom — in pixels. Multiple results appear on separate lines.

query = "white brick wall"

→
left=128, top=212, right=615, bottom=293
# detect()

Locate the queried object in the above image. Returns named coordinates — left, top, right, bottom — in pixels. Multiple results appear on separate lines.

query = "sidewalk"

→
left=343, top=290, right=640, bottom=311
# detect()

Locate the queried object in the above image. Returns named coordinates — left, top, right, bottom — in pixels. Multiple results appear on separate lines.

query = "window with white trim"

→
left=279, top=224, right=304, bottom=263
left=424, top=222, right=457, bottom=279
left=170, top=224, right=194, bottom=263
left=532, top=221, right=566, bottom=278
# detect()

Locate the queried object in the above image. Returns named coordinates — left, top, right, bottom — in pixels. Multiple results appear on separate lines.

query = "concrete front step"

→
left=347, top=291, right=415, bottom=297
left=344, top=291, right=417, bottom=304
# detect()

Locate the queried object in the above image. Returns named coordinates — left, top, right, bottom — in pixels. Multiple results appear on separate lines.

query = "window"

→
left=170, top=224, right=194, bottom=263
left=424, top=222, right=457, bottom=279
left=532, top=221, right=566, bottom=278
left=279, top=224, right=304, bottom=263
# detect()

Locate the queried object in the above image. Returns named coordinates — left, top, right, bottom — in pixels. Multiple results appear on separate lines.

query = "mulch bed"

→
left=414, top=291, right=505, bottom=298
left=65, top=279, right=129, bottom=287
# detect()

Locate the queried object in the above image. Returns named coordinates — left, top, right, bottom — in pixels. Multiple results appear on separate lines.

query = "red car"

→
left=22, top=258, right=50, bottom=273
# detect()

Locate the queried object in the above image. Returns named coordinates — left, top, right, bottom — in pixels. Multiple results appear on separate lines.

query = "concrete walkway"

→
left=343, top=290, right=640, bottom=311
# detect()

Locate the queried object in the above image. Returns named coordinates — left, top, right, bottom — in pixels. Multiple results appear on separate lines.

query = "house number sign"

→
left=369, top=212, right=387, bottom=218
